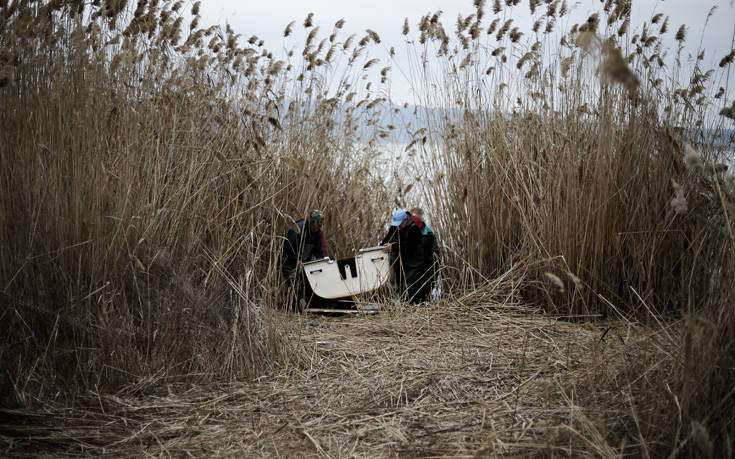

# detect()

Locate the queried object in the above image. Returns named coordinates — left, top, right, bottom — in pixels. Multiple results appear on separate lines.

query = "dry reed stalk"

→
left=0, top=0, right=393, bottom=404
left=2, top=0, right=734, bottom=455
left=0, top=301, right=674, bottom=457
left=396, top=4, right=734, bottom=453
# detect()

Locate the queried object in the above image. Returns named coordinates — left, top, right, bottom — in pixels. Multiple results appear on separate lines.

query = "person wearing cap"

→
left=282, top=209, right=328, bottom=310
left=381, top=209, right=426, bottom=304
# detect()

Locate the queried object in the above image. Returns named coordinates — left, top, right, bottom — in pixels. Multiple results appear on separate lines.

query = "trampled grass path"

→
left=2, top=302, right=664, bottom=457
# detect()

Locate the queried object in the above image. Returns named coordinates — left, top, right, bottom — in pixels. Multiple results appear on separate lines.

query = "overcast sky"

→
left=198, top=0, right=735, bottom=105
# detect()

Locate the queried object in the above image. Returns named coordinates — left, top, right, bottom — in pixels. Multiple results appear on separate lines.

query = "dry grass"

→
left=1, top=297, right=681, bottom=457
left=0, top=1, right=393, bottom=401
left=1, top=0, right=734, bottom=456
left=395, top=1, right=735, bottom=455
left=401, top=1, right=734, bottom=316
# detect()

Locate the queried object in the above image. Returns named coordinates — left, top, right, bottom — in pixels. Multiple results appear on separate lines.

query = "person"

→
left=410, top=211, right=440, bottom=301
left=381, top=209, right=426, bottom=304
left=282, top=209, right=327, bottom=310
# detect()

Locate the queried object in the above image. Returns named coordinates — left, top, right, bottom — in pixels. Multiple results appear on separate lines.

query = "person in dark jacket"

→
left=381, top=209, right=425, bottom=304
left=411, top=213, right=440, bottom=302
left=282, top=209, right=327, bottom=310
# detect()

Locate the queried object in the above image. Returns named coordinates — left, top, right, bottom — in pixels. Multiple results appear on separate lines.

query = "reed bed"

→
left=1, top=296, right=682, bottom=457
left=0, top=0, right=393, bottom=402
left=394, top=2, right=735, bottom=453
left=401, top=0, right=734, bottom=317
left=1, top=0, right=734, bottom=456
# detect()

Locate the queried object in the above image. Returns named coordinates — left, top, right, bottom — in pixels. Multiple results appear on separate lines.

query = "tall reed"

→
left=0, top=1, right=392, bottom=402
left=396, top=0, right=734, bottom=455
left=2, top=0, right=734, bottom=455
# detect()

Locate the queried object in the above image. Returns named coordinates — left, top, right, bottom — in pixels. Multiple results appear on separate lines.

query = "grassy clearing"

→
left=0, top=300, right=680, bottom=457
left=1, top=0, right=734, bottom=456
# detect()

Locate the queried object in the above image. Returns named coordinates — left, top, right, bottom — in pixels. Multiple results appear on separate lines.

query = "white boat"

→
left=303, top=246, right=390, bottom=299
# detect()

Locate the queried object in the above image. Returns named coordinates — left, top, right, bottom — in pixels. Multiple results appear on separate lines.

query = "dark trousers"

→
left=283, top=267, right=317, bottom=311
left=393, top=260, right=428, bottom=305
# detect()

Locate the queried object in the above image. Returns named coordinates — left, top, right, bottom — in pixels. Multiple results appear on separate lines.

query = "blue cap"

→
left=391, top=209, right=408, bottom=226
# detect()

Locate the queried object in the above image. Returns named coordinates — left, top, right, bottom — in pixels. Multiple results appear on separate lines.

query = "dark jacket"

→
left=380, top=226, right=398, bottom=246
left=412, top=216, right=440, bottom=301
left=412, top=216, right=438, bottom=257
left=413, top=216, right=439, bottom=274
left=382, top=219, right=425, bottom=302
left=282, top=218, right=325, bottom=275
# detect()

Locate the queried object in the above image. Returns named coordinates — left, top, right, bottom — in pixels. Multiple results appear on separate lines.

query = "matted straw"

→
left=2, top=292, right=676, bottom=458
